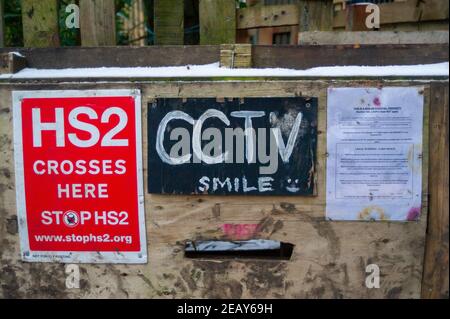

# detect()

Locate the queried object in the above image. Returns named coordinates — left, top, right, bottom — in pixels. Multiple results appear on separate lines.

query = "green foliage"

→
left=237, top=0, right=247, bottom=8
left=4, top=0, right=23, bottom=47
left=116, top=0, right=134, bottom=45
left=59, top=0, right=79, bottom=46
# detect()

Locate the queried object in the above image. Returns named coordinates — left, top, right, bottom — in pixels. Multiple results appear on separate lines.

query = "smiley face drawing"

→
left=285, top=178, right=300, bottom=193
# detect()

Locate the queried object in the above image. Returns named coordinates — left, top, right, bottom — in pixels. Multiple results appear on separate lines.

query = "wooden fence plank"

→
left=298, top=0, right=333, bottom=32
left=0, top=46, right=220, bottom=69
left=2, top=44, right=448, bottom=70
left=237, top=4, right=299, bottom=29
left=334, top=0, right=449, bottom=29
left=21, top=0, right=60, bottom=47
left=154, top=0, right=184, bottom=45
left=80, top=0, right=116, bottom=46
left=199, top=0, right=236, bottom=44
left=252, top=44, right=449, bottom=69
left=0, top=79, right=434, bottom=298
left=422, top=83, right=449, bottom=299
left=0, top=52, right=27, bottom=74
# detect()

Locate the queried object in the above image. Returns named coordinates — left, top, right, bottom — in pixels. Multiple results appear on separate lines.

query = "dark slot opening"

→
left=184, top=240, right=294, bottom=260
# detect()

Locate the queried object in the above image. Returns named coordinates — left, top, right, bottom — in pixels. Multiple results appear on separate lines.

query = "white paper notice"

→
left=326, top=87, right=424, bottom=221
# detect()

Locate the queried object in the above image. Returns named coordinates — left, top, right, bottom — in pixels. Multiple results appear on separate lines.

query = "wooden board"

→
left=0, top=46, right=221, bottom=69
left=0, top=52, right=27, bottom=74
left=154, top=0, right=184, bottom=45
left=21, top=0, right=59, bottom=47
left=147, top=97, right=318, bottom=195
left=0, top=78, right=437, bottom=298
left=298, top=31, right=449, bottom=45
left=80, top=0, right=116, bottom=46
left=252, top=44, right=449, bottom=69
left=199, top=0, right=236, bottom=44
left=421, top=82, right=449, bottom=299
left=334, top=0, right=450, bottom=29
left=1, top=45, right=447, bottom=70
left=237, top=4, right=299, bottom=29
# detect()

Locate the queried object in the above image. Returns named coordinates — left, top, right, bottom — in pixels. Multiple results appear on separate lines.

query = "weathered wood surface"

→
left=0, top=52, right=27, bottom=74
left=154, top=0, right=184, bottom=45
left=0, top=79, right=437, bottom=298
left=237, top=4, right=299, bottom=29
left=0, top=44, right=448, bottom=70
left=0, top=46, right=221, bottom=69
left=334, top=0, right=450, bottom=29
left=199, top=0, right=236, bottom=45
left=298, top=0, right=333, bottom=32
left=422, top=82, right=449, bottom=299
left=21, top=0, right=60, bottom=47
left=220, top=44, right=252, bottom=68
left=298, top=31, right=449, bottom=45
left=252, top=44, right=449, bottom=69
left=79, top=0, right=116, bottom=46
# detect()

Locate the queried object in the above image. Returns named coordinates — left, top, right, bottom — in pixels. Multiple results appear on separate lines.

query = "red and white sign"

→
left=13, top=90, right=146, bottom=263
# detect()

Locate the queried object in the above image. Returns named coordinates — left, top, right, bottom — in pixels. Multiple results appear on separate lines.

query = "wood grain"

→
left=80, top=0, right=116, bottom=46
left=237, top=4, right=299, bottom=29
left=1, top=44, right=447, bottom=70
left=21, top=0, right=59, bottom=47
left=299, top=0, right=333, bottom=32
left=199, top=0, right=236, bottom=45
left=334, top=0, right=449, bottom=29
left=422, top=82, right=449, bottom=299
left=252, top=44, right=449, bottom=69
left=154, top=0, right=184, bottom=45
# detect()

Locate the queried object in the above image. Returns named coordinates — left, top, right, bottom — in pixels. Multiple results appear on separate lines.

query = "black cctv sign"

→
left=148, top=97, right=318, bottom=195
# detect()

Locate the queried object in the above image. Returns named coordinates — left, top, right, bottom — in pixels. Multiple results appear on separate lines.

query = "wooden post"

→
left=154, top=0, right=184, bottom=45
left=422, top=83, right=449, bottom=299
left=80, top=0, right=116, bottom=46
left=21, top=0, right=60, bottom=47
left=298, top=0, right=333, bottom=32
left=129, top=0, right=146, bottom=46
left=345, top=3, right=373, bottom=31
left=0, top=0, right=5, bottom=47
left=199, top=0, right=236, bottom=45
left=0, top=52, right=27, bottom=74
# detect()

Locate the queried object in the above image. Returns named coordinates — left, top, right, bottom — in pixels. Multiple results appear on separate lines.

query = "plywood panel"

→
left=299, top=0, right=333, bottom=32
left=0, top=79, right=435, bottom=298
